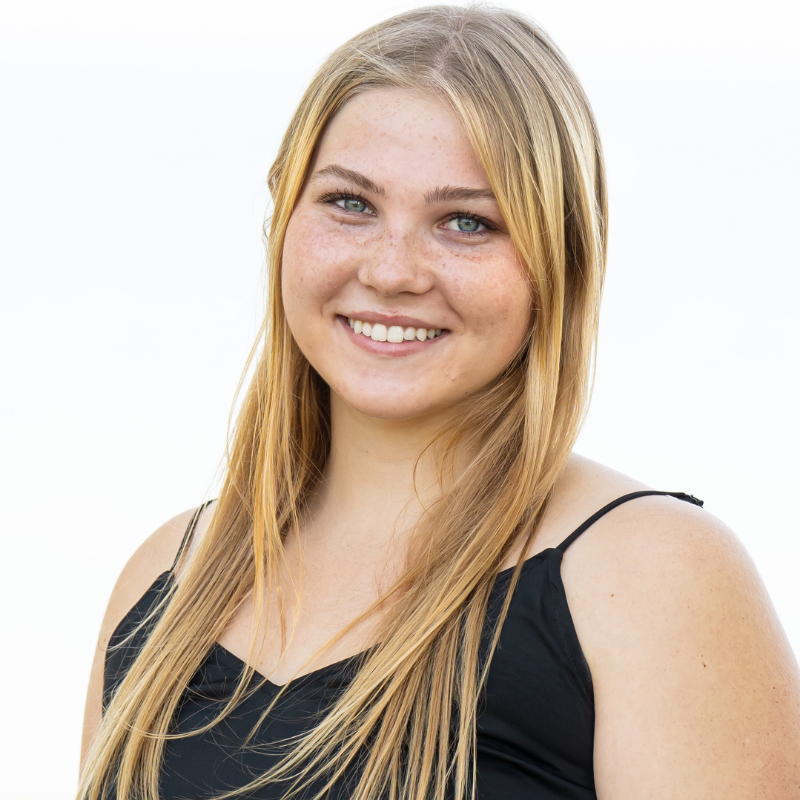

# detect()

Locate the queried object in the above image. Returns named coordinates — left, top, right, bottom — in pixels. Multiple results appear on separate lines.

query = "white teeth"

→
left=346, top=316, right=444, bottom=343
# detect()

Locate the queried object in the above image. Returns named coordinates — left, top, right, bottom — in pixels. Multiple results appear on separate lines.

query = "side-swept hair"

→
left=79, top=5, right=607, bottom=800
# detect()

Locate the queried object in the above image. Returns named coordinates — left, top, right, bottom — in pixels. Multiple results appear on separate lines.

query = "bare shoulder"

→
left=80, top=503, right=212, bottom=766
left=551, top=455, right=800, bottom=797
left=553, top=455, right=772, bottom=644
left=98, top=507, right=195, bottom=646
left=529, top=453, right=654, bottom=550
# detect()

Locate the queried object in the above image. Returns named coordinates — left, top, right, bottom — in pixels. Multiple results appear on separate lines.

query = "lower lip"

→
left=338, top=316, right=447, bottom=357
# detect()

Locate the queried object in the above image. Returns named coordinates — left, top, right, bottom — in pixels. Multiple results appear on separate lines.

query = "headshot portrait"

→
left=1, top=2, right=798, bottom=798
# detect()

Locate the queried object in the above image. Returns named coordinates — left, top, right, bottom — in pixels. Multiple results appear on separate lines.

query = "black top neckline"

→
left=138, top=550, right=555, bottom=692
left=128, top=490, right=703, bottom=692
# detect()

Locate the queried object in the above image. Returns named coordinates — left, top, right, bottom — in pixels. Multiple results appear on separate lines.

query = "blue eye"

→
left=317, top=190, right=373, bottom=215
left=337, top=196, right=369, bottom=213
left=443, top=214, right=490, bottom=236
left=450, top=217, right=481, bottom=232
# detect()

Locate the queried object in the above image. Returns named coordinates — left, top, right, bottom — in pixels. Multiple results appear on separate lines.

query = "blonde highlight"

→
left=79, top=5, right=607, bottom=800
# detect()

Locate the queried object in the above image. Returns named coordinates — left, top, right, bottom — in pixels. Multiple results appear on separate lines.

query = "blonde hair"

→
left=78, top=5, right=607, bottom=800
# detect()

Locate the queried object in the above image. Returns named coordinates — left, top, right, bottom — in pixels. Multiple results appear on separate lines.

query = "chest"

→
left=106, top=552, right=597, bottom=799
left=216, top=534, right=406, bottom=686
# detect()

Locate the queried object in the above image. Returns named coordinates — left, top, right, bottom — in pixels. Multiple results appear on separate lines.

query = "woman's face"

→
left=282, top=88, right=532, bottom=422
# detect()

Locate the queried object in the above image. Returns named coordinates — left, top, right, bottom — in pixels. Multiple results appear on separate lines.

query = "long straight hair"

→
left=78, top=5, right=607, bottom=800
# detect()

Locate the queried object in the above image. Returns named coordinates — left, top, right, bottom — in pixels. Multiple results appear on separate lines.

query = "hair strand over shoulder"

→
left=78, top=6, right=607, bottom=800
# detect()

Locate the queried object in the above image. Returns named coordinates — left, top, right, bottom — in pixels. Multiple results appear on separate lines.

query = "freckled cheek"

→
left=282, top=218, right=359, bottom=309
left=443, top=262, right=533, bottom=347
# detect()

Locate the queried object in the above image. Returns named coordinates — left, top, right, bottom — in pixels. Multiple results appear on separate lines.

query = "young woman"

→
left=78, top=6, right=800, bottom=799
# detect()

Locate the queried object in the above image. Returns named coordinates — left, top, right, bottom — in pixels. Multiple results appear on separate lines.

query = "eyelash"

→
left=316, top=189, right=496, bottom=238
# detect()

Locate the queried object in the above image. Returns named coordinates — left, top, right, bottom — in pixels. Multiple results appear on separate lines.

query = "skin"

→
left=82, top=88, right=800, bottom=797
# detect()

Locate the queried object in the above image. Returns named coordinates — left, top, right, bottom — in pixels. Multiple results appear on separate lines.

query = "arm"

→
left=562, top=496, right=800, bottom=799
left=79, top=507, right=198, bottom=769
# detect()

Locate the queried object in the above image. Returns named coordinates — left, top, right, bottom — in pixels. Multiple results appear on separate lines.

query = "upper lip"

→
left=341, top=311, right=447, bottom=330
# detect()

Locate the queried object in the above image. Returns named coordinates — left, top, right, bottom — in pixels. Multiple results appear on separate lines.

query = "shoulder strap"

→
left=556, top=490, right=704, bottom=553
left=170, top=499, right=215, bottom=573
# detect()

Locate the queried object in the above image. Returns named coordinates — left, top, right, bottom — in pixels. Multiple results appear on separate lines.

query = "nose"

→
left=357, top=226, right=434, bottom=297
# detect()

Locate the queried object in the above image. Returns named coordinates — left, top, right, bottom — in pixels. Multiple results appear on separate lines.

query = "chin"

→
left=332, top=385, right=451, bottom=423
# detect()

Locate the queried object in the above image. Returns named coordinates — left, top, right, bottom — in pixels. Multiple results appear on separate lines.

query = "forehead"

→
left=309, top=88, right=491, bottom=193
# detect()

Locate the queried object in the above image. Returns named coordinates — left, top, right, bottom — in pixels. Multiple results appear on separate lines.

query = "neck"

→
left=304, top=391, right=462, bottom=548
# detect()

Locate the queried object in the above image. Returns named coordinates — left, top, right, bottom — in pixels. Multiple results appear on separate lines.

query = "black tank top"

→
left=104, top=490, right=703, bottom=799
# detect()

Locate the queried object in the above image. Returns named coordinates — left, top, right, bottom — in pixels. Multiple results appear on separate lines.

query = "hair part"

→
left=78, top=5, right=607, bottom=800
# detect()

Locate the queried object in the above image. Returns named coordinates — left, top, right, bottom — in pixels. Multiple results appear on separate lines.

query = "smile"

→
left=346, top=317, right=444, bottom=343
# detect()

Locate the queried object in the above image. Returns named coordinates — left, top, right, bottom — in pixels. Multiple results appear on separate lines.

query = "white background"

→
left=1, top=1, right=798, bottom=795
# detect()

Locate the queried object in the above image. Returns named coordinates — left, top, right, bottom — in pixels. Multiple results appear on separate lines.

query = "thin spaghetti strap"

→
left=170, top=499, right=215, bottom=573
left=556, top=490, right=704, bottom=553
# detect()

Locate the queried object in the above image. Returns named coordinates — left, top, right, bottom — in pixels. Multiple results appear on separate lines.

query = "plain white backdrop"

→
left=1, top=1, right=798, bottom=795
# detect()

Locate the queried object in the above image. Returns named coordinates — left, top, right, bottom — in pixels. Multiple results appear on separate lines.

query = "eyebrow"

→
left=424, top=185, right=496, bottom=204
left=313, top=164, right=385, bottom=196
left=311, top=164, right=496, bottom=204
